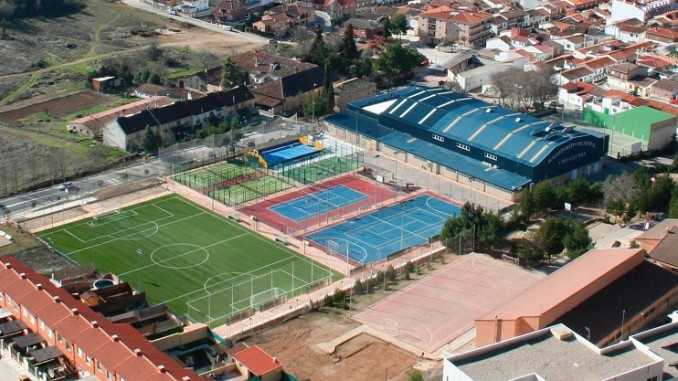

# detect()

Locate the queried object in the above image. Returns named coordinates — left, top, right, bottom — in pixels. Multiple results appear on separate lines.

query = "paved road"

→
left=0, top=115, right=309, bottom=220
left=121, top=0, right=269, bottom=44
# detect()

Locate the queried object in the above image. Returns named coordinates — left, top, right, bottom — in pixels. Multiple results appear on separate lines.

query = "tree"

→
left=408, top=370, right=424, bottom=381
left=0, top=0, right=15, bottom=38
left=382, top=16, right=391, bottom=39
left=477, top=212, right=505, bottom=249
left=389, top=14, right=409, bottom=42
left=302, top=26, right=328, bottom=66
left=143, top=125, right=160, bottom=154
left=532, top=181, right=557, bottom=215
left=531, top=217, right=571, bottom=258
left=147, top=72, right=161, bottom=85
left=517, top=189, right=535, bottom=222
left=220, top=56, right=242, bottom=89
left=326, top=83, right=335, bottom=112
left=341, top=24, right=360, bottom=61
left=563, top=221, right=592, bottom=259
left=373, top=43, right=422, bottom=85
left=670, top=193, right=678, bottom=218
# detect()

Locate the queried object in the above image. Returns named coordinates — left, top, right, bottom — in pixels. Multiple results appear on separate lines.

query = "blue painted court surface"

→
left=270, top=185, right=369, bottom=222
left=306, top=194, right=459, bottom=264
left=262, top=143, right=317, bottom=167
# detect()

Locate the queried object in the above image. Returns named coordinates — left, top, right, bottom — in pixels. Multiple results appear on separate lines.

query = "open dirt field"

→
left=249, top=310, right=420, bottom=381
left=0, top=91, right=112, bottom=124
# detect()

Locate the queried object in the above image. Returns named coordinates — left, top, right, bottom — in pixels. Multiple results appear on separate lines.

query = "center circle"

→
left=151, top=243, right=209, bottom=269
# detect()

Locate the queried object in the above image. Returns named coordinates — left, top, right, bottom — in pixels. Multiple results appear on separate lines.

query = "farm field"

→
left=39, top=195, right=338, bottom=327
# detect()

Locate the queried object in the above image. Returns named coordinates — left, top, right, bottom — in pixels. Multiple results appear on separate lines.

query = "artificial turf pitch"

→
left=39, top=195, right=336, bottom=326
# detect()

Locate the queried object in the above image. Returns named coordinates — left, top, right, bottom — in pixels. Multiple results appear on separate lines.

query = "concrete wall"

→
left=648, top=118, right=677, bottom=151
left=152, top=323, right=211, bottom=351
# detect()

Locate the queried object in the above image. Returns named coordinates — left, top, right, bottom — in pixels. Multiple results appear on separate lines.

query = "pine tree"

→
left=340, top=24, right=360, bottom=61
left=302, top=26, right=328, bottom=66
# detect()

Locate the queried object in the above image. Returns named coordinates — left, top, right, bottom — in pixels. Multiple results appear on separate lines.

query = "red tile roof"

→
left=603, top=90, right=648, bottom=106
left=0, top=258, right=199, bottom=381
left=233, top=345, right=283, bottom=376
left=647, top=99, right=678, bottom=116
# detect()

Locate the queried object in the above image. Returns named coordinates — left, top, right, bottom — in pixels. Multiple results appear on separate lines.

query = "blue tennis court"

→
left=262, top=143, right=318, bottom=167
left=306, top=194, right=459, bottom=264
left=269, top=185, right=369, bottom=222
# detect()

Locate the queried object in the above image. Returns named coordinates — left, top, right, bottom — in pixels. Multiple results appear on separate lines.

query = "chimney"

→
left=71, top=308, right=79, bottom=316
left=36, top=283, right=43, bottom=290
left=19, top=273, right=26, bottom=279
left=91, top=320, right=99, bottom=328
left=4, top=263, right=11, bottom=269
left=134, top=348, right=142, bottom=356
left=53, top=296, right=61, bottom=303
left=111, top=334, right=120, bottom=342
left=158, top=365, right=167, bottom=373
left=183, top=377, right=191, bottom=381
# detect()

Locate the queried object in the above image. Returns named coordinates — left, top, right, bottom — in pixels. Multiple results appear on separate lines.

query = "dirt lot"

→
left=0, top=222, right=72, bottom=274
left=248, top=310, right=420, bottom=381
left=0, top=91, right=112, bottom=124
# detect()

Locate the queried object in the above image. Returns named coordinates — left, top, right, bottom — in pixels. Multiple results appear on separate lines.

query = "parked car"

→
left=268, top=39, right=278, bottom=45
left=223, top=25, right=233, bottom=31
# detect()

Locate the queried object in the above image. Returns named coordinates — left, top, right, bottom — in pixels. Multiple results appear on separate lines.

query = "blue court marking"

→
left=262, top=143, right=318, bottom=167
left=269, top=185, right=369, bottom=222
left=306, top=195, right=459, bottom=264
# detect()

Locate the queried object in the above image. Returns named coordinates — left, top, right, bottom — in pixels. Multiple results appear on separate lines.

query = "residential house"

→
left=581, top=56, right=616, bottom=82
left=648, top=9, right=678, bottom=27
left=585, top=90, right=645, bottom=115
left=551, top=34, right=596, bottom=52
left=333, top=78, right=378, bottom=110
left=485, top=35, right=513, bottom=51
left=526, top=8, right=551, bottom=26
left=650, top=78, right=678, bottom=101
left=606, top=62, right=647, bottom=92
left=297, top=0, right=373, bottom=16
left=557, top=66, right=596, bottom=84
left=418, top=8, right=493, bottom=46
left=646, top=27, right=678, bottom=44
left=346, top=17, right=385, bottom=39
left=67, top=96, right=175, bottom=139
left=214, top=0, right=249, bottom=23
left=488, top=9, right=528, bottom=34
left=610, top=0, right=674, bottom=23
left=562, top=0, right=605, bottom=11
left=557, top=81, right=606, bottom=110
left=231, top=51, right=324, bottom=113
left=175, top=66, right=223, bottom=93
left=0, top=257, right=201, bottom=381
left=252, top=3, right=316, bottom=35
left=104, top=85, right=255, bottom=151
left=604, top=18, right=646, bottom=43
left=176, top=0, right=213, bottom=17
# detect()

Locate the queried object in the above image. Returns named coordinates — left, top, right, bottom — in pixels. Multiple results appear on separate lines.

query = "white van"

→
left=223, top=25, right=232, bottom=31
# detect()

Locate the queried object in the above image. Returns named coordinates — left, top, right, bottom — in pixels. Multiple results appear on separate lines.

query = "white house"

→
left=609, top=0, right=674, bottom=23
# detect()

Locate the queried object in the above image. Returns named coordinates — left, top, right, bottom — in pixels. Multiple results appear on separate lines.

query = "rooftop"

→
left=477, top=248, right=644, bottom=321
left=450, top=325, right=661, bottom=381
left=232, top=345, right=282, bottom=376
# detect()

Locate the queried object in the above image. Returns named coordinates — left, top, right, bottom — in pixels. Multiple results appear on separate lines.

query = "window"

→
left=456, top=142, right=470, bottom=151
left=485, top=153, right=497, bottom=161
left=107, top=371, right=113, bottom=381
left=77, top=348, right=83, bottom=358
left=39, top=320, right=45, bottom=331
left=65, top=342, right=71, bottom=352
left=97, top=362, right=102, bottom=371
left=47, top=329, right=53, bottom=338
left=57, top=334, right=63, bottom=344
left=86, top=356, right=91, bottom=365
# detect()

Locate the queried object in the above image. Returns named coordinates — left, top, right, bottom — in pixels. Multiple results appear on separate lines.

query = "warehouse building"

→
left=324, top=86, right=607, bottom=201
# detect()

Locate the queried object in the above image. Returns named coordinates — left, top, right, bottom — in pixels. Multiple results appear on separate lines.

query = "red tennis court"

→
left=239, top=174, right=396, bottom=235
left=352, top=254, right=544, bottom=354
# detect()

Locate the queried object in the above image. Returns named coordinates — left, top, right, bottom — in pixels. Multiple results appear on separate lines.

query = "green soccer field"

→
left=39, top=195, right=338, bottom=327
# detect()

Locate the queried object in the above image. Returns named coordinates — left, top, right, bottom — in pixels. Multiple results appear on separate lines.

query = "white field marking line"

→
left=45, top=199, right=176, bottom=242
left=119, top=234, right=247, bottom=276
left=62, top=211, right=207, bottom=257
left=423, top=196, right=458, bottom=218
left=278, top=268, right=312, bottom=287
left=114, top=221, right=160, bottom=241
left=322, top=235, right=371, bottom=263
left=203, top=272, right=252, bottom=294
left=158, top=254, right=303, bottom=305
left=63, top=229, right=87, bottom=243
left=171, top=194, right=329, bottom=271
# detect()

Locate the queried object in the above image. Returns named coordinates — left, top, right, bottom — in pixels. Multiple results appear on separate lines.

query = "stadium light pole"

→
left=136, top=248, right=143, bottom=292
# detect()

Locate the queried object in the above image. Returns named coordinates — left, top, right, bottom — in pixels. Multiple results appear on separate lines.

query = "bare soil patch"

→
left=248, top=310, right=418, bottom=381
left=0, top=223, right=72, bottom=274
left=0, top=91, right=111, bottom=124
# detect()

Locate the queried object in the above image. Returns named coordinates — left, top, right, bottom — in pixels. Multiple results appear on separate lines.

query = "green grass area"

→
left=209, top=176, right=293, bottom=205
left=39, top=195, right=338, bottom=327
left=282, top=157, right=361, bottom=185
left=174, top=162, right=257, bottom=190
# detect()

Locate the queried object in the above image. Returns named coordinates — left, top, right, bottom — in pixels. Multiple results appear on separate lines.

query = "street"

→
left=120, top=0, right=269, bottom=44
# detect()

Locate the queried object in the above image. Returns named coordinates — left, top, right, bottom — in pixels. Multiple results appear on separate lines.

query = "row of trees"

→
left=517, top=178, right=602, bottom=222
left=515, top=217, right=593, bottom=261
left=490, top=67, right=557, bottom=112
left=603, top=170, right=676, bottom=222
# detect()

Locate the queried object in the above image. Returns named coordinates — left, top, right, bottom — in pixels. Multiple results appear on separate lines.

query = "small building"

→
left=638, top=219, right=678, bottom=271
left=650, top=78, right=678, bottom=102
left=582, top=105, right=677, bottom=155
left=333, top=78, right=377, bottom=110
left=133, top=84, right=204, bottom=101
left=91, top=76, right=122, bottom=93
left=231, top=345, right=283, bottom=381
left=214, top=0, right=249, bottom=22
